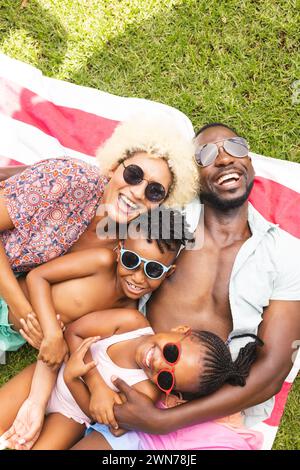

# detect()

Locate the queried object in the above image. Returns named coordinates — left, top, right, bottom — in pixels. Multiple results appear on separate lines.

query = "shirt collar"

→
left=247, top=202, right=278, bottom=235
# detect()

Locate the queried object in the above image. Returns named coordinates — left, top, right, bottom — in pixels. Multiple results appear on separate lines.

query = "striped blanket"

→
left=0, top=53, right=299, bottom=450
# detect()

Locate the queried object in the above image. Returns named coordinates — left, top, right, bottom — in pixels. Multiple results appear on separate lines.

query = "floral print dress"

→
left=0, top=157, right=109, bottom=273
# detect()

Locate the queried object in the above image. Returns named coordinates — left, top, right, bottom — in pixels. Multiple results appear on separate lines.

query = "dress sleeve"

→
left=0, top=157, right=103, bottom=233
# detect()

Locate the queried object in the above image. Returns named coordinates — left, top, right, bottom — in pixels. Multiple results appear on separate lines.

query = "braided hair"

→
left=128, top=207, right=194, bottom=254
left=182, top=331, right=264, bottom=400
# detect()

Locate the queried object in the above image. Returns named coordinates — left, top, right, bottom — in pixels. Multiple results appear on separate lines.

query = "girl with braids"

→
left=0, top=313, right=263, bottom=450
left=70, top=329, right=263, bottom=451
left=181, top=331, right=264, bottom=399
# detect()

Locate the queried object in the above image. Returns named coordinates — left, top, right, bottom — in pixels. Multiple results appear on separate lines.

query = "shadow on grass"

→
left=67, top=0, right=299, bottom=161
left=0, top=0, right=67, bottom=75
left=0, top=1, right=299, bottom=160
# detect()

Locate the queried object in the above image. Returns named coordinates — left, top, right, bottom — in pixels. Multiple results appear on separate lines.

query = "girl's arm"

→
left=64, top=309, right=148, bottom=429
left=25, top=248, right=115, bottom=369
left=63, top=337, right=101, bottom=418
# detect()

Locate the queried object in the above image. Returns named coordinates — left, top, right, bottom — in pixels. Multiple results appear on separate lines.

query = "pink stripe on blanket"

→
left=264, top=382, right=293, bottom=427
left=250, top=176, right=300, bottom=238
left=1, top=80, right=119, bottom=156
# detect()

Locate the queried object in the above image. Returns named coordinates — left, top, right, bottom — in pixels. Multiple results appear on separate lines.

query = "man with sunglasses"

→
left=112, top=123, right=300, bottom=449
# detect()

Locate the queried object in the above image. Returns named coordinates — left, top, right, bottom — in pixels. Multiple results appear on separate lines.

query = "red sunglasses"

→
left=154, top=339, right=184, bottom=397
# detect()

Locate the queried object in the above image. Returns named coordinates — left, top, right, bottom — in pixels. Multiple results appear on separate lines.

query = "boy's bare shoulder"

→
left=82, top=248, right=116, bottom=269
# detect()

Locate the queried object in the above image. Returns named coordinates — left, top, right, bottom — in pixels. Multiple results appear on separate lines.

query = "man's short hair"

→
left=195, top=122, right=240, bottom=138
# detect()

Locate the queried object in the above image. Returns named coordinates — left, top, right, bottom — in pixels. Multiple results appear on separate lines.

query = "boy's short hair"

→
left=127, top=207, right=194, bottom=253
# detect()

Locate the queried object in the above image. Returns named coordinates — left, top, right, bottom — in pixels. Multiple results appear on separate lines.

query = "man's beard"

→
left=200, top=180, right=254, bottom=211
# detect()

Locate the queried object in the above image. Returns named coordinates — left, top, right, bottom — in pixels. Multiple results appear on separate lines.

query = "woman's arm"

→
left=29, top=360, right=58, bottom=406
left=0, top=198, right=33, bottom=321
left=25, top=248, right=114, bottom=368
left=2, top=361, right=57, bottom=450
left=0, top=165, right=28, bottom=181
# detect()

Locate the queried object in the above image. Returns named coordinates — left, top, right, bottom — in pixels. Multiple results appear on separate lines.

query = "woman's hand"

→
left=38, top=333, right=69, bottom=369
left=0, top=398, right=45, bottom=450
left=64, top=336, right=100, bottom=382
left=19, top=313, right=65, bottom=350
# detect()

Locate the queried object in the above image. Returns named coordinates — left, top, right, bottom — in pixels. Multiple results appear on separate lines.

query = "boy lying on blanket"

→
left=0, top=207, right=187, bottom=367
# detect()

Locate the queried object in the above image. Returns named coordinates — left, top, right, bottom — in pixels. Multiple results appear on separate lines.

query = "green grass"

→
left=0, top=0, right=299, bottom=449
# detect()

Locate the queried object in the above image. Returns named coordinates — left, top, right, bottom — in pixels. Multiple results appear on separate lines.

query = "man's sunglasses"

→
left=195, top=137, right=249, bottom=167
left=122, top=162, right=167, bottom=203
left=120, top=247, right=172, bottom=280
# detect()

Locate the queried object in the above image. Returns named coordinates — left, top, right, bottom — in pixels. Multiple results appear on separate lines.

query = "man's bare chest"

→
left=147, top=241, right=245, bottom=338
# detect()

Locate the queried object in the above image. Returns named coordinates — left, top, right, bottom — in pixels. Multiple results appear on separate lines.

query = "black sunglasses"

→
left=122, top=162, right=167, bottom=203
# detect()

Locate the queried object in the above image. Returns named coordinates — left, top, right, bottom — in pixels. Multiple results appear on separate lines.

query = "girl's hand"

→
left=108, top=426, right=128, bottom=437
left=64, top=336, right=100, bottom=382
left=38, top=334, right=69, bottom=369
left=91, top=387, right=122, bottom=430
left=19, top=313, right=65, bottom=350
left=0, top=398, right=45, bottom=450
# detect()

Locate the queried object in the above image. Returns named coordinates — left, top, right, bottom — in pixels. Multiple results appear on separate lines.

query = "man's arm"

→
left=113, top=300, right=300, bottom=433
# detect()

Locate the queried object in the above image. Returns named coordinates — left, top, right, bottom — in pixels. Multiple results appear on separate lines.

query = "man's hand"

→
left=38, top=333, right=69, bottom=369
left=64, top=336, right=100, bottom=382
left=0, top=398, right=45, bottom=450
left=112, top=377, right=161, bottom=433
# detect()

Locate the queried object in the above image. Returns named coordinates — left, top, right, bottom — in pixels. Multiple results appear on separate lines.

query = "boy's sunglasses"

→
left=120, top=247, right=172, bottom=280
left=122, top=162, right=167, bottom=203
left=195, top=137, right=249, bottom=167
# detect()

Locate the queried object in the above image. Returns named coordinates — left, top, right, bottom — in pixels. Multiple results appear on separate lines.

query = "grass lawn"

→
left=0, top=0, right=299, bottom=449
